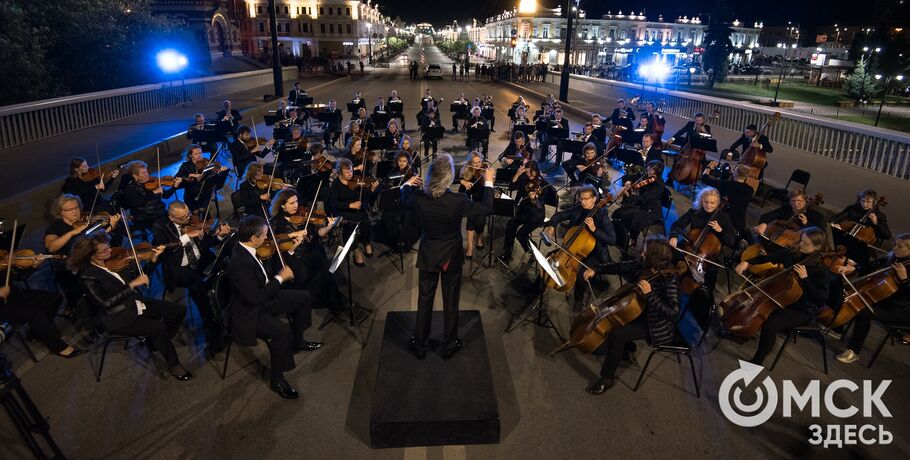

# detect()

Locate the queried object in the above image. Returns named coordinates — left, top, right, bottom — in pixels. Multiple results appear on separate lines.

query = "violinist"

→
left=322, top=99, right=343, bottom=148
left=465, top=106, right=490, bottom=157
left=152, top=201, right=232, bottom=349
left=667, top=112, right=711, bottom=146
left=581, top=234, right=679, bottom=394
left=544, top=186, right=616, bottom=312
left=215, top=99, right=242, bottom=135
left=756, top=188, right=827, bottom=238
left=564, top=142, right=606, bottom=187
left=62, top=157, right=120, bottom=212
left=609, top=99, right=635, bottom=131
left=419, top=98, right=442, bottom=159
left=385, top=118, right=403, bottom=148
left=230, top=126, right=275, bottom=177
left=269, top=189, right=343, bottom=313
left=831, top=188, right=892, bottom=247
left=0, top=284, right=81, bottom=359
left=228, top=215, right=316, bottom=399
left=234, top=163, right=271, bottom=218
left=343, top=120, right=364, bottom=149
left=298, top=142, right=334, bottom=206
left=120, top=160, right=182, bottom=230
left=500, top=131, right=532, bottom=169
left=499, top=160, right=548, bottom=265
left=175, top=144, right=229, bottom=212
left=398, top=135, right=420, bottom=171
left=384, top=151, right=418, bottom=187
left=69, top=232, right=193, bottom=381
left=669, top=187, right=736, bottom=292
left=701, top=162, right=755, bottom=240
left=328, top=158, right=378, bottom=267
left=612, top=160, right=666, bottom=249
left=835, top=233, right=910, bottom=364
left=458, top=152, right=491, bottom=259
left=345, top=136, right=377, bottom=175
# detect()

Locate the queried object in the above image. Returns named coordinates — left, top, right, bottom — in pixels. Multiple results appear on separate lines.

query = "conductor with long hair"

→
left=401, top=154, right=494, bottom=360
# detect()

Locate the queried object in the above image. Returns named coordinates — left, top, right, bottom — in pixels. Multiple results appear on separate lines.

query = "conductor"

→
left=401, top=155, right=494, bottom=360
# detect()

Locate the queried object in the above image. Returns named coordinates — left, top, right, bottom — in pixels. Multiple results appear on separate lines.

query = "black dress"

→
left=327, top=178, right=372, bottom=246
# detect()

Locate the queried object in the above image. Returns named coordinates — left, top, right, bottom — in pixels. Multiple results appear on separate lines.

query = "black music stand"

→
left=546, top=126, right=569, bottom=140
left=505, top=239, right=566, bottom=341
left=626, top=128, right=647, bottom=145
left=558, top=139, right=585, bottom=162
left=690, top=134, right=718, bottom=152
left=263, top=111, right=283, bottom=125
left=346, top=102, right=361, bottom=114
left=471, top=194, right=516, bottom=277
left=493, top=168, right=513, bottom=188
left=0, top=223, right=25, bottom=250
left=299, top=96, right=314, bottom=106
left=368, top=136, right=394, bottom=153
left=513, top=124, right=535, bottom=139
left=377, top=189, right=417, bottom=274
left=466, top=126, right=490, bottom=155
left=421, top=126, right=445, bottom=160
left=319, top=224, right=372, bottom=347
left=481, top=107, right=494, bottom=120
left=371, top=112, right=390, bottom=132
left=450, top=103, right=468, bottom=115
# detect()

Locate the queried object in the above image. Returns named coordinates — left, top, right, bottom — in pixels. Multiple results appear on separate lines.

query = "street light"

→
left=874, top=74, right=903, bottom=126
left=366, top=23, right=373, bottom=64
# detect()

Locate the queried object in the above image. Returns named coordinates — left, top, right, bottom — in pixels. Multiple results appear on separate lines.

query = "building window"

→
left=329, top=24, right=335, bottom=33
left=303, top=23, right=309, bottom=33
left=337, top=7, right=342, bottom=15
left=542, top=25, right=548, bottom=38
left=321, top=23, right=326, bottom=33
left=320, top=7, right=324, bottom=15
left=346, top=7, right=351, bottom=16
left=284, top=23, right=290, bottom=33
left=347, top=24, right=352, bottom=34
left=257, top=6, right=262, bottom=14
left=609, top=29, right=616, bottom=39
left=284, top=6, right=289, bottom=14
left=259, top=22, right=264, bottom=32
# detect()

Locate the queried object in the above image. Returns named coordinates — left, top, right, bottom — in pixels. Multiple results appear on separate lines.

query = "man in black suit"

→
left=465, top=106, right=489, bottom=156
left=400, top=155, right=495, bottom=360
left=541, top=108, right=569, bottom=163
left=729, top=123, right=773, bottom=179
left=228, top=215, right=321, bottom=399
left=288, top=82, right=307, bottom=106
left=230, top=126, right=275, bottom=176
left=152, top=201, right=231, bottom=348
left=544, top=186, right=616, bottom=311
left=374, top=96, right=388, bottom=115
left=609, top=99, right=635, bottom=131
left=322, top=99, right=343, bottom=148
left=216, top=99, right=243, bottom=135
left=668, top=112, right=711, bottom=146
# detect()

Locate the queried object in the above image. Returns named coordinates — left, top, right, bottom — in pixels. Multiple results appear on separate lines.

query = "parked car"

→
left=424, top=64, right=443, bottom=79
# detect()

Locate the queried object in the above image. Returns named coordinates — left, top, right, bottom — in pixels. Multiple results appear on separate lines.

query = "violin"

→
left=184, top=214, right=219, bottom=234
left=310, top=153, right=334, bottom=173
left=740, top=193, right=824, bottom=275
left=104, top=242, right=174, bottom=272
left=192, top=158, right=224, bottom=176
left=0, top=249, right=65, bottom=270
left=678, top=198, right=729, bottom=294
left=79, top=167, right=118, bottom=182
left=255, top=234, right=299, bottom=260
left=256, top=177, right=289, bottom=191
left=143, top=175, right=178, bottom=190
left=243, top=136, right=270, bottom=150
left=74, top=211, right=115, bottom=228
left=837, top=196, right=887, bottom=245
left=347, top=173, right=378, bottom=190
left=289, top=207, right=329, bottom=227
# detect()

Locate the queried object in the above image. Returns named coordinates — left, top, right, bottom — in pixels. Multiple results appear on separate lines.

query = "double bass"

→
left=544, top=195, right=612, bottom=292
left=668, top=113, right=715, bottom=186
left=739, top=112, right=781, bottom=192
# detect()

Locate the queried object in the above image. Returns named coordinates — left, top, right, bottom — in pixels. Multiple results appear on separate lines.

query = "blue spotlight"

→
left=156, top=49, right=188, bottom=74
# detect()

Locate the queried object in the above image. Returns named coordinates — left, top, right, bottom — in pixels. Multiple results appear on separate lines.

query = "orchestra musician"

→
left=69, top=232, right=193, bottom=381
left=187, top=113, right=216, bottom=154
left=152, top=201, right=232, bottom=349
left=288, top=81, right=308, bottom=107
left=564, top=142, right=606, bottom=188
left=419, top=98, right=442, bottom=160
left=120, top=160, right=182, bottom=230
left=701, top=162, right=756, bottom=241
left=579, top=122, right=603, bottom=152
left=228, top=215, right=316, bottom=399
left=667, top=112, right=711, bottom=146
left=298, top=142, right=334, bottom=206
left=351, top=91, right=366, bottom=111
left=419, top=88, right=436, bottom=110
left=230, top=126, right=275, bottom=178
left=669, top=187, right=737, bottom=292
left=385, top=118, right=403, bottom=148
left=276, top=100, right=290, bottom=120
left=835, top=233, right=910, bottom=364
left=458, top=152, right=491, bottom=259
left=729, top=124, right=773, bottom=163
left=544, top=186, right=616, bottom=312
left=354, top=107, right=374, bottom=134
left=343, top=120, right=364, bottom=149
left=0, top=285, right=80, bottom=358
left=465, top=106, right=490, bottom=157
left=634, top=133, right=663, bottom=167
left=174, top=144, right=229, bottom=212
left=636, top=114, right=653, bottom=135
left=482, top=94, right=496, bottom=132
left=400, top=155, right=495, bottom=360
left=399, top=135, right=420, bottom=170
left=451, top=92, right=469, bottom=133
left=500, top=131, right=532, bottom=169
left=581, top=234, right=679, bottom=394
left=611, top=160, right=666, bottom=250
left=328, top=158, right=378, bottom=267
left=756, top=188, right=827, bottom=237
left=215, top=100, right=242, bottom=134
left=374, top=96, right=389, bottom=116
left=540, top=108, right=569, bottom=163
left=610, top=99, right=635, bottom=131
left=509, top=104, right=531, bottom=135
left=498, top=160, right=549, bottom=264
left=234, top=163, right=272, bottom=218
left=831, top=188, right=892, bottom=245
left=389, top=90, right=404, bottom=130
left=734, top=227, right=831, bottom=367
left=62, top=157, right=120, bottom=212
left=269, top=189, right=344, bottom=313
left=322, top=99, right=344, bottom=148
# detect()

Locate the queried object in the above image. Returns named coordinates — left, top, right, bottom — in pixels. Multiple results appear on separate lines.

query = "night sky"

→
left=378, top=0, right=880, bottom=30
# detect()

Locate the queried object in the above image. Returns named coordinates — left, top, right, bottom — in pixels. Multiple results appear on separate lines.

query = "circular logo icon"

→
left=719, top=360, right=778, bottom=427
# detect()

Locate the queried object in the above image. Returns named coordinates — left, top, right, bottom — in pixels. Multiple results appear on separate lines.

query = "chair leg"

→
left=96, top=339, right=112, bottom=383
left=221, top=341, right=232, bottom=380
left=866, top=332, right=891, bottom=369
left=16, top=329, right=39, bottom=363
left=633, top=349, right=659, bottom=392
left=816, top=332, right=828, bottom=374
left=686, top=353, right=700, bottom=398
left=769, top=334, right=790, bottom=371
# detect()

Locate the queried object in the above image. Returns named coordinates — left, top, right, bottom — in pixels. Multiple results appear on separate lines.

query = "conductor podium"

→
left=370, top=310, right=500, bottom=448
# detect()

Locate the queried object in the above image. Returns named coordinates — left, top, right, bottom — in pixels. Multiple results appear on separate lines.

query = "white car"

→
left=424, top=64, right=443, bottom=79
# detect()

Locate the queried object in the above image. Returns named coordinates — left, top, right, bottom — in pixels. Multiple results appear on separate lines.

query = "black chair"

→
left=762, top=169, right=810, bottom=206
left=229, top=190, right=246, bottom=221
left=770, top=323, right=828, bottom=374
left=633, top=287, right=715, bottom=398
left=1, top=324, right=39, bottom=363
left=87, top=325, right=154, bottom=383
left=866, top=321, right=910, bottom=368
left=209, top=269, right=265, bottom=380
left=661, top=187, right=673, bottom=219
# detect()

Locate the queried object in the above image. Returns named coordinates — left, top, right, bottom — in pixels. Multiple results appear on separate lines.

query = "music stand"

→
left=346, top=102, right=360, bottom=114
left=320, top=223, right=372, bottom=347
left=368, top=136, right=393, bottom=153
left=377, top=189, right=417, bottom=274
left=466, top=126, right=490, bottom=154
left=546, top=126, right=569, bottom=140
left=513, top=124, right=535, bottom=139
left=626, top=128, right=647, bottom=145
left=388, top=101, right=403, bottom=115
left=493, top=168, right=513, bottom=188
left=481, top=107, right=494, bottom=120
left=505, top=239, right=566, bottom=341
left=422, top=126, right=445, bottom=143
left=299, top=96, right=314, bottom=106
left=263, top=111, right=282, bottom=126
left=471, top=194, right=515, bottom=277
left=0, top=224, right=25, bottom=250
left=371, top=112, right=390, bottom=131
left=450, top=103, right=468, bottom=115
left=690, top=134, right=718, bottom=152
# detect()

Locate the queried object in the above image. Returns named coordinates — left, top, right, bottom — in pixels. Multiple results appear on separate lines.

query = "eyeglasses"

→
left=61, top=206, right=80, bottom=213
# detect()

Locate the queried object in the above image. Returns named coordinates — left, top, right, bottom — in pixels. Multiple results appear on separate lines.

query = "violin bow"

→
left=4, top=220, right=17, bottom=291
left=260, top=202, right=287, bottom=268
left=250, top=115, right=261, bottom=151
left=119, top=210, right=144, bottom=276
left=156, top=147, right=163, bottom=189
left=87, top=144, right=102, bottom=222
left=303, top=180, right=322, bottom=229
left=266, top=150, right=280, bottom=193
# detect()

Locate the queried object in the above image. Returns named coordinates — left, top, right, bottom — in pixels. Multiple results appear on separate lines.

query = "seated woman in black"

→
left=234, top=163, right=273, bottom=218
left=612, top=160, right=665, bottom=249
left=499, top=160, right=549, bottom=264
left=69, top=232, right=192, bottom=380
left=831, top=188, right=892, bottom=258
left=0, top=286, right=80, bottom=358
left=399, top=135, right=421, bottom=172
left=270, top=189, right=344, bottom=312
left=735, top=226, right=831, bottom=367
left=458, top=151, right=490, bottom=259
left=581, top=234, right=679, bottom=394
left=61, top=157, right=119, bottom=213
left=174, top=144, right=230, bottom=212
left=328, top=158, right=378, bottom=267
left=669, top=186, right=736, bottom=293
left=836, top=233, right=910, bottom=364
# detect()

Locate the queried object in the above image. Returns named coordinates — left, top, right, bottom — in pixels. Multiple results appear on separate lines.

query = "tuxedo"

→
left=288, top=88, right=307, bottom=106
left=229, top=138, right=270, bottom=176
left=215, top=109, right=243, bottom=130
left=670, top=121, right=711, bottom=145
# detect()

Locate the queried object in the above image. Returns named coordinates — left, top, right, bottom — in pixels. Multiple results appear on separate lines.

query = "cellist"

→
left=667, top=112, right=711, bottom=146
left=835, top=233, right=910, bottom=364
left=543, top=186, right=616, bottom=312
left=756, top=188, right=827, bottom=237
left=831, top=188, right=892, bottom=246
left=580, top=234, right=679, bottom=394
left=734, top=226, right=831, bottom=367
left=669, top=187, right=736, bottom=293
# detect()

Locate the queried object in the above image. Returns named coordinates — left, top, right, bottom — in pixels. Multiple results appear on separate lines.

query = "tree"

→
left=701, top=1, right=734, bottom=88
left=846, top=56, right=880, bottom=101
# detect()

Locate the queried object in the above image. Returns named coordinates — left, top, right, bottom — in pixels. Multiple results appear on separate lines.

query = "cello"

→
left=544, top=195, right=612, bottom=292
left=678, top=198, right=728, bottom=294
left=668, top=115, right=713, bottom=186
left=835, top=196, right=887, bottom=245
left=817, top=257, right=910, bottom=328
left=739, top=112, right=781, bottom=193
left=740, top=193, right=824, bottom=276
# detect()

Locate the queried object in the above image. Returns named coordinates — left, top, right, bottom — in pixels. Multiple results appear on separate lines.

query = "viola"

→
left=346, top=173, right=378, bottom=191
left=0, top=249, right=65, bottom=270
left=79, top=167, right=118, bottom=182
left=143, top=175, right=178, bottom=191
left=74, top=211, right=115, bottom=228
left=740, top=193, right=824, bottom=275
left=544, top=195, right=613, bottom=292
left=104, top=242, right=176, bottom=272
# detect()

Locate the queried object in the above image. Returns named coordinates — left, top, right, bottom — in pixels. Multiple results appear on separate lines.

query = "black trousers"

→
left=53, top=265, right=83, bottom=310
left=257, top=290, right=312, bottom=383
left=847, top=302, right=910, bottom=354
left=338, top=211, right=372, bottom=246
left=414, top=266, right=463, bottom=347
left=749, top=306, right=814, bottom=366
left=562, top=157, right=583, bottom=184
left=597, top=315, right=650, bottom=378
left=170, top=266, right=217, bottom=332
left=502, top=206, right=544, bottom=257
left=422, top=139, right=438, bottom=157
left=0, top=289, right=67, bottom=353
left=109, top=299, right=185, bottom=368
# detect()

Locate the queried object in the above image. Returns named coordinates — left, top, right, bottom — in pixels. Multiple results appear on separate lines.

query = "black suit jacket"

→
left=151, top=218, right=219, bottom=290
left=228, top=244, right=282, bottom=346
left=324, top=108, right=343, bottom=131
left=78, top=264, right=144, bottom=331
left=730, top=134, right=773, bottom=154
left=671, top=121, right=711, bottom=144
left=216, top=109, right=243, bottom=125
left=401, top=185, right=493, bottom=272
left=288, top=88, right=307, bottom=106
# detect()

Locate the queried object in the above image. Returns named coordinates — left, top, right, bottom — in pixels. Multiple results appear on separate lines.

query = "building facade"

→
left=469, top=4, right=762, bottom=69
left=151, top=0, right=243, bottom=58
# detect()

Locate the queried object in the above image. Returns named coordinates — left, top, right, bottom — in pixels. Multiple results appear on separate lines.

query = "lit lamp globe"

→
left=518, top=0, right=537, bottom=14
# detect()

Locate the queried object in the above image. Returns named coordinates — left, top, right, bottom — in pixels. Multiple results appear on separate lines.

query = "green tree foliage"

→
left=845, top=56, right=880, bottom=100
left=0, top=0, right=196, bottom=105
left=701, top=1, right=734, bottom=88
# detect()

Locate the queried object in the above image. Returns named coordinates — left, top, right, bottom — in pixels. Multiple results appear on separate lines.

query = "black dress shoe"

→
left=270, top=380, right=300, bottom=399
left=168, top=367, right=194, bottom=381
left=586, top=377, right=615, bottom=395
left=442, top=339, right=464, bottom=360
left=409, top=337, right=427, bottom=360
left=57, top=348, right=82, bottom=359
left=294, top=341, right=324, bottom=352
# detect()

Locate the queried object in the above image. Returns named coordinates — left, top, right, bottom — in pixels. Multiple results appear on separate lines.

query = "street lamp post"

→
left=366, top=24, right=373, bottom=64
left=772, top=25, right=799, bottom=105
left=559, top=0, right=576, bottom=102
left=875, top=74, right=904, bottom=126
